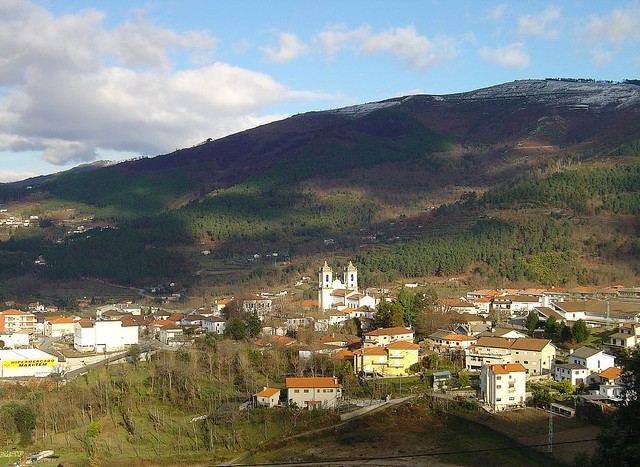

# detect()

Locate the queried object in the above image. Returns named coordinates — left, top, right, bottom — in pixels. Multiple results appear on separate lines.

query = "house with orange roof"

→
left=286, top=376, right=342, bottom=409
left=254, top=387, right=281, bottom=408
left=438, top=298, right=478, bottom=315
left=428, top=330, right=477, bottom=353
left=0, top=309, right=36, bottom=334
left=43, top=316, right=76, bottom=337
left=352, top=340, right=419, bottom=378
left=597, top=367, right=623, bottom=400
left=364, top=326, right=414, bottom=347
left=480, top=363, right=527, bottom=411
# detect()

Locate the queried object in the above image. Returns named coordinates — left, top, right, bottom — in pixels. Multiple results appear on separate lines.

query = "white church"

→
left=317, top=261, right=378, bottom=312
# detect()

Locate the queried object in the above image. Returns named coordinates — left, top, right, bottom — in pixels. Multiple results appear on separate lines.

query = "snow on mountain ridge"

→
left=452, top=79, right=640, bottom=109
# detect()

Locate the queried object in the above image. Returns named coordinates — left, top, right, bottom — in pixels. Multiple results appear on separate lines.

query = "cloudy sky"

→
left=1, top=0, right=639, bottom=182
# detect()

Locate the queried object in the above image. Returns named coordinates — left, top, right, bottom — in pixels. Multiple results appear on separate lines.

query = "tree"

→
left=560, top=323, right=573, bottom=342
left=559, top=378, right=574, bottom=394
left=571, top=319, right=590, bottom=343
left=246, top=312, right=262, bottom=339
left=457, top=371, right=471, bottom=388
left=129, top=344, right=141, bottom=367
left=225, top=318, right=247, bottom=340
left=373, top=301, right=404, bottom=328
left=397, top=287, right=417, bottom=325
left=3, top=402, right=36, bottom=446
left=545, top=315, right=559, bottom=335
left=525, top=311, right=539, bottom=334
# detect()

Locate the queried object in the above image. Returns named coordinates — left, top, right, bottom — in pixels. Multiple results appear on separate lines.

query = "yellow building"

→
left=353, top=340, right=419, bottom=377
left=385, top=341, right=420, bottom=377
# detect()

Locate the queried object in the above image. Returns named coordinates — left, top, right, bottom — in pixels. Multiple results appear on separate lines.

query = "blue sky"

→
left=1, top=0, right=639, bottom=182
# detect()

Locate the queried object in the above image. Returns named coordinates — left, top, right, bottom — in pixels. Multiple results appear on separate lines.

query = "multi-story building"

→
left=352, top=340, right=419, bottom=378
left=0, top=309, right=36, bottom=334
left=466, top=337, right=556, bottom=375
left=568, top=346, right=615, bottom=374
left=480, top=363, right=527, bottom=411
left=286, top=377, right=342, bottom=409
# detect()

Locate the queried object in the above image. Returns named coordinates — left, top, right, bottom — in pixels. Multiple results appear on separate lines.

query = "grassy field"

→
left=243, top=397, right=578, bottom=466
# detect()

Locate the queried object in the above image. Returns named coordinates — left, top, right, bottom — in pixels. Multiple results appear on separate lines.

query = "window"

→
left=497, top=385, right=502, bottom=389
left=496, top=398, right=502, bottom=402
left=524, top=361, right=528, bottom=364
left=294, top=389, right=299, bottom=393
left=304, top=389, right=309, bottom=393
left=496, top=376, right=502, bottom=380
left=509, top=397, right=514, bottom=401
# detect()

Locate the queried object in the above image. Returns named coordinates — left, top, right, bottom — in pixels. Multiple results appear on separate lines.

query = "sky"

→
left=1, top=1, right=639, bottom=182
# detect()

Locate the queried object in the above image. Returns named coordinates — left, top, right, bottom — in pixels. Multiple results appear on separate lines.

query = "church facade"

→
left=318, top=261, right=377, bottom=312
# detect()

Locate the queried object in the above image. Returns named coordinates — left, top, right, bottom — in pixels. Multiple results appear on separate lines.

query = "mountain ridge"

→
left=0, top=78, right=638, bottom=292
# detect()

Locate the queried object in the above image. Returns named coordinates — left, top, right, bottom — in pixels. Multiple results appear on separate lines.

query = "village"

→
left=0, top=260, right=639, bottom=421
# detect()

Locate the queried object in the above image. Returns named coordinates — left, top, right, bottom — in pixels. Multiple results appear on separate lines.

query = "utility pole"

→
left=548, top=404, right=553, bottom=453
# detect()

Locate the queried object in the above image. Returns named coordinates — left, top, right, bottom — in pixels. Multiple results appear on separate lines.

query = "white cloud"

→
left=579, top=5, right=640, bottom=44
left=479, top=42, right=529, bottom=69
left=576, top=5, right=640, bottom=65
left=485, top=4, right=507, bottom=22
left=517, top=6, right=561, bottom=38
left=316, top=24, right=458, bottom=70
left=0, top=1, right=330, bottom=167
left=261, top=32, right=308, bottom=63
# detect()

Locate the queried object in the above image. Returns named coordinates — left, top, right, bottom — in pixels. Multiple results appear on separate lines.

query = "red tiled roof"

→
left=256, top=387, right=280, bottom=398
left=599, top=367, right=622, bottom=381
left=366, top=327, right=413, bottom=336
left=486, top=363, right=526, bottom=374
left=285, top=377, right=342, bottom=388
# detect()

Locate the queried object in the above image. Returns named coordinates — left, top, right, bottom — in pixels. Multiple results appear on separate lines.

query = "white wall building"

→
left=202, top=317, right=226, bottom=335
left=480, top=363, right=527, bottom=411
left=569, top=347, right=615, bottom=374
left=74, top=320, right=139, bottom=353
left=0, top=331, right=30, bottom=349
left=554, top=363, right=589, bottom=386
left=0, top=349, right=59, bottom=378
left=286, top=376, right=342, bottom=409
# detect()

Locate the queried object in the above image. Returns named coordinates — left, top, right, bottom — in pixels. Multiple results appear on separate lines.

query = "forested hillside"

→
left=0, top=79, right=638, bottom=292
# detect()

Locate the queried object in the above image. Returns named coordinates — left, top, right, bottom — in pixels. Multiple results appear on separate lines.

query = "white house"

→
left=569, top=347, right=615, bottom=374
left=74, top=320, right=138, bottom=353
left=254, top=387, right=280, bottom=408
left=43, top=316, right=76, bottom=337
left=480, top=363, right=527, bottom=411
left=286, top=376, right=342, bottom=409
left=202, top=317, right=226, bottom=335
left=597, top=367, right=623, bottom=400
left=554, top=363, right=589, bottom=386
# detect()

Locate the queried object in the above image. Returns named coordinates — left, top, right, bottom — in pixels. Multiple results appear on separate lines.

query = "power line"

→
left=225, top=437, right=599, bottom=466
